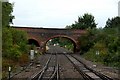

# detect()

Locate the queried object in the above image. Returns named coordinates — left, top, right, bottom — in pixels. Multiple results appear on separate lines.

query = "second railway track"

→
left=64, top=53, right=114, bottom=80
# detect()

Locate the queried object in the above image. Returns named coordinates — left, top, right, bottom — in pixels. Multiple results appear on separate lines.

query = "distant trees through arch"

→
left=28, top=39, right=40, bottom=47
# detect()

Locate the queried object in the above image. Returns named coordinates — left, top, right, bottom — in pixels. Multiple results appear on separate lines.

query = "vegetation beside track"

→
left=2, top=1, right=30, bottom=78
left=66, top=14, right=120, bottom=68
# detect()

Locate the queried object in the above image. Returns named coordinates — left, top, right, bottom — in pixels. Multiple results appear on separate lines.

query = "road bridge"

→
left=14, top=27, right=86, bottom=53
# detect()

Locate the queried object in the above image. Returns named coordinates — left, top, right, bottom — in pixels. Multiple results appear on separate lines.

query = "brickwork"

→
left=14, top=27, right=86, bottom=53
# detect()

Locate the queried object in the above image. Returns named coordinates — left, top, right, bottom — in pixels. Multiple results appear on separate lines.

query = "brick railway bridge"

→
left=14, top=27, right=87, bottom=53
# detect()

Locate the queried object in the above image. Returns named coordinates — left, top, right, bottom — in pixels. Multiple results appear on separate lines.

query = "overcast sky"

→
left=9, top=0, right=120, bottom=28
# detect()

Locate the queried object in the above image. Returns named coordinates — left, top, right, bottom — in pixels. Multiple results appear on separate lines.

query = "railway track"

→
left=30, top=53, right=59, bottom=80
left=72, top=55, right=114, bottom=80
left=64, top=53, right=114, bottom=80
left=10, top=51, right=117, bottom=80
left=10, top=60, right=34, bottom=79
left=10, top=54, right=53, bottom=80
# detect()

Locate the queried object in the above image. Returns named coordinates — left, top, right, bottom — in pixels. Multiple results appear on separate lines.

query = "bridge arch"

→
left=43, top=35, right=77, bottom=52
left=14, top=27, right=87, bottom=53
left=28, top=39, right=40, bottom=47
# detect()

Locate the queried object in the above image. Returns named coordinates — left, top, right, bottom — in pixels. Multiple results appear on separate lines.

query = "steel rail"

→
left=49, top=52, right=59, bottom=80
left=10, top=62, right=33, bottom=79
left=56, top=59, right=59, bottom=80
left=49, top=53, right=57, bottom=80
left=37, top=53, right=58, bottom=80
left=37, top=53, right=53, bottom=80
left=30, top=53, right=52, bottom=80
left=71, top=55, right=113, bottom=80
left=64, top=53, right=94, bottom=80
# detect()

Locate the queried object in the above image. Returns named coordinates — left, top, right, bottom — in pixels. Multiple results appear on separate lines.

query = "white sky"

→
left=9, top=0, right=120, bottom=28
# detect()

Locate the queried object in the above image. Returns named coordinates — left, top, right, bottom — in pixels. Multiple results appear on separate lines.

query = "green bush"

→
left=82, top=28, right=120, bottom=68
left=2, top=28, right=28, bottom=60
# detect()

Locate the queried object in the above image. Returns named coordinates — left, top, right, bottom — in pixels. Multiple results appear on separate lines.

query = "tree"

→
left=2, top=28, right=13, bottom=58
left=82, top=28, right=120, bottom=68
left=2, top=2, right=14, bottom=27
left=66, top=13, right=97, bottom=29
left=2, top=28, right=28, bottom=60
left=78, top=28, right=97, bottom=54
left=11, top=29, right=28, bottom=53
left=2, top=1, right=30, bottom=78
left=105, top=16, right=120, bottom=29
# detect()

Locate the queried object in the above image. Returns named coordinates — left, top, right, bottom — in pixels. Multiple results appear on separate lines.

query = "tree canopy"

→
left=2, top=1, right=29, bottom=59
left=2, top=2, right=14, bottom=27
left=105, top=16, right=120, bottom=29
left=66, top=13, right=97, bottom=29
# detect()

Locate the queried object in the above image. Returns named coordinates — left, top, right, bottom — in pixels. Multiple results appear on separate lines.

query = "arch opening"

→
left=28, top=39, right=40, bottom=47
left=44, top=36, right=76, bottom=53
